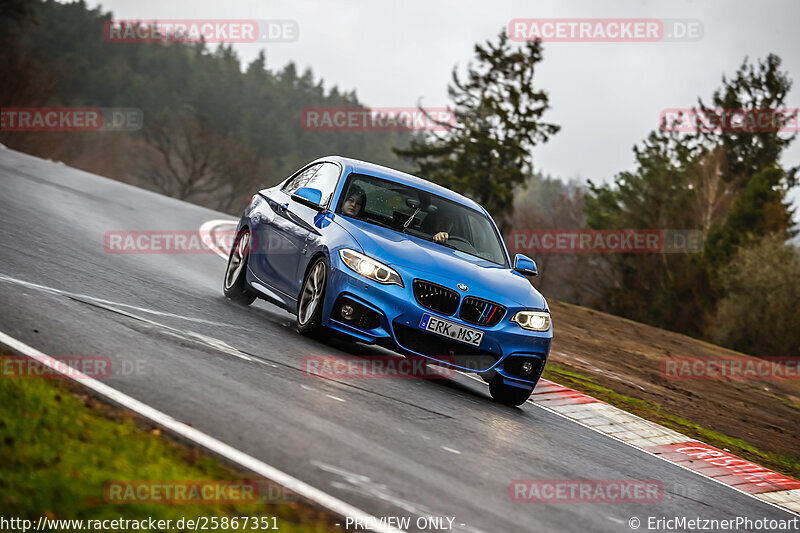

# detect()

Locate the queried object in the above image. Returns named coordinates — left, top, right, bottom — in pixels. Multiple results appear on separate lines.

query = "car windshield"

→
left=336, top=173, right=508, bottom=267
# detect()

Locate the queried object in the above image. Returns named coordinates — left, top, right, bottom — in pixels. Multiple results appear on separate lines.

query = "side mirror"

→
left=513, top=254, right=538, bottom=276
left=292, top=187, right=324, bottom=210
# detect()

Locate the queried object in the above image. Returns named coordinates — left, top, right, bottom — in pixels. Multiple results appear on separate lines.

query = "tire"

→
left=296, top=256, right=328, bottom=335
left=489, top=377, right=533, bottom=406
left=223, top=228, right=257, bottom=305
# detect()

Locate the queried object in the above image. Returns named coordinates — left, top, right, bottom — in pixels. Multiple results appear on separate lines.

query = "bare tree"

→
left=688, top=146, right=735, bottom=232
left=132, top=113, right=270, bottom=213
left=510, top=178, right=605, bottom=306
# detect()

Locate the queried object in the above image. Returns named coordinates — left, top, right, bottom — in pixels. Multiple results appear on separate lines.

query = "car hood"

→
left=334, top=216, right=547, bottom=309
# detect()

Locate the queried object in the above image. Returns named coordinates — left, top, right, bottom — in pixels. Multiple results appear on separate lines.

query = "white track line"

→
left=0, top=330, right=405, bottom=533
left=0, top=273, right=239, bottom=328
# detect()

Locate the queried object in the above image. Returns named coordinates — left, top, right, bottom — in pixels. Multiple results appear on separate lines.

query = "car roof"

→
left=315, top=155, right=486, bottom=214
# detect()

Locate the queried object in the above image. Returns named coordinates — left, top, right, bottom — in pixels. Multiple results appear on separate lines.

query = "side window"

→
left=282, top=164, right=322, bottom=195
left=305, top=163, right=341, bottom=207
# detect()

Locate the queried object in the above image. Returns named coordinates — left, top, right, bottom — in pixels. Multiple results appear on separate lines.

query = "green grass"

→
left=0, top=368, right=337, bottom=531
left=542, top=364, right=800, bottom=479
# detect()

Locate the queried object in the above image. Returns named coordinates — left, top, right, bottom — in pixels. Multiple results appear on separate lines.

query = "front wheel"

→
left=489, top=377, right=533, bottom=406
left=223, top=228, right=257, bottom=305
left=296, top=257, right=328, bottom=335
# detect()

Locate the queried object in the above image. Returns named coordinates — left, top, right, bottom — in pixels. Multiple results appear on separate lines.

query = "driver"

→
left=432, top=212, right=456, bottom=244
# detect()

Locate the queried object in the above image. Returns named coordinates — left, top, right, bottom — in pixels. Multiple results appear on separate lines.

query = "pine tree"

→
left=394, top=29, right=559, bottom=233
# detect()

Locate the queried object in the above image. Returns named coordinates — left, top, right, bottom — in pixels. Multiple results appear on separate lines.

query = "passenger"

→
left=342, top=186, right=366, bottom=217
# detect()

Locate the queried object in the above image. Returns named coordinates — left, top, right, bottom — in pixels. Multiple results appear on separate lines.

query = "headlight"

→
left=510, top=310, right=551, bottom=331
left=339, top=249, right=404, bottom=287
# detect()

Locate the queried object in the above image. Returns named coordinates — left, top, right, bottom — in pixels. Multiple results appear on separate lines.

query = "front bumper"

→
left=321, top=254, right=551, bottom=389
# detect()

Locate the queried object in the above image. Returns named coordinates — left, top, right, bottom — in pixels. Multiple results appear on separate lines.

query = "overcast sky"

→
left=90, top=0, right=800, bottom=214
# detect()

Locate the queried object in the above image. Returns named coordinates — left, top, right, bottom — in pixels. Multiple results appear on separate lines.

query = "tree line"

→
left=0, top=0, right=412, bottom=212
left=397, top=29, right=798, bottom=357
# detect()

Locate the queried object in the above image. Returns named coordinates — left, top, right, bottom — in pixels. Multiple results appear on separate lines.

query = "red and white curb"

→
left=531, top=379, right=800, bottom=514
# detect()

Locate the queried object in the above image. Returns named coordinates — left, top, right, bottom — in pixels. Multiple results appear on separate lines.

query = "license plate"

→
left=419, top=314, right=484, bottom=347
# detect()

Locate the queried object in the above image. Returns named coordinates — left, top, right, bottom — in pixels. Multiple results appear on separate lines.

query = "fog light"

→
left=341, top=304, right=354, bottom=320
left=521, top=361, right=534, bottom=375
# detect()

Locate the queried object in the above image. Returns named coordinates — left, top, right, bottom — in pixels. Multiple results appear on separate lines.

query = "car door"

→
left=254, top=164, right=322, bottom=297
left=256, top=162, right=341, bottom=298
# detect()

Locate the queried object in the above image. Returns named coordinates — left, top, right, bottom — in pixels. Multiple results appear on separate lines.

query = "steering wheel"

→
left=447, top=235, right=471, bottom=245
left=446, top=235, right=478, bottom=254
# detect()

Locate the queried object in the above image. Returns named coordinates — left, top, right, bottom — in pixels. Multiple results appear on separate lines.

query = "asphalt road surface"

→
left=0, top=147, right=794, bottom=532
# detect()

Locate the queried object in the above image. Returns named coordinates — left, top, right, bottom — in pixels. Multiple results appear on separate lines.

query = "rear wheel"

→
left=489, top=377, right=533, bottom=406
left=223, top=228, right=257, bottom=305
left=297, top=257, right=328, bottom=335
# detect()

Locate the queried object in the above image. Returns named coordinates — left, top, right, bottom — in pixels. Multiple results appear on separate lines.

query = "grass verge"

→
left=0, top=352, right=340, bottom=531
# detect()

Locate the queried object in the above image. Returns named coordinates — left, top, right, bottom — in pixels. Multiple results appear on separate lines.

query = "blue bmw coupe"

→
left=224, top=156, right=551, bottom=405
